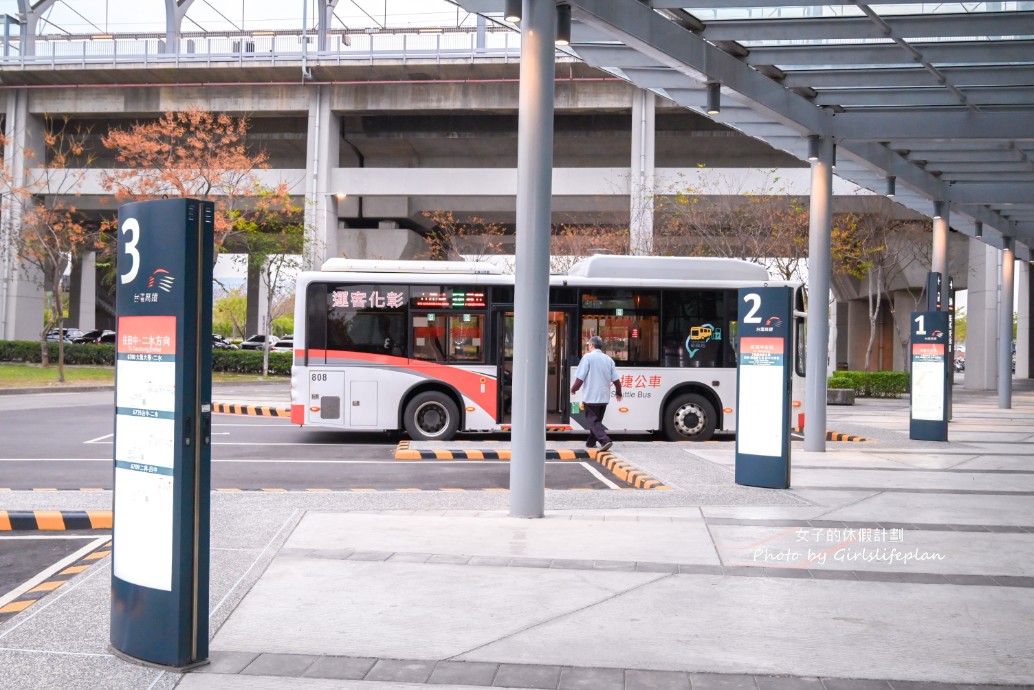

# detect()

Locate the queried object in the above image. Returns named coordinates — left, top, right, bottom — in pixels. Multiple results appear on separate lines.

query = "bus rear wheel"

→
left=663, top=393, right=717, bottom=442
left=404, top=391, right=460, bottom=441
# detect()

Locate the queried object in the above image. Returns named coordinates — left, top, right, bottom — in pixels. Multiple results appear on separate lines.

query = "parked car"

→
left=45, top=327, right=83, bottom=343
left=212, top=334, right=239, bottom=350
left=271, top=336, right=294, bottom=352
left=239, top=334, right=279, bottom=351
left=74, top=329, right=114, bottom=344
left=97, top=332, right=117, bottom=345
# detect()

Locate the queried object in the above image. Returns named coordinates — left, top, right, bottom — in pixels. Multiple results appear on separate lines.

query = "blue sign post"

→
left=734, top=287, right=793, bottom=489
left=909, top=310, right=949, bottom=442
left=110, top=199, right=214, bottom=669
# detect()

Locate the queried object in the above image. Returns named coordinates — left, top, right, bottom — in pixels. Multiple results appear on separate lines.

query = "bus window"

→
left=580, top=289, right=659, bottom=364
left=412, top=312, right=485, bottom=363
left=661, top=289, right=731, bottom=368
left=306, top=283, right=328, bottom=355
left=449, top=314, right=484, bottom=362
left=326, top=284, right=408, bottom=357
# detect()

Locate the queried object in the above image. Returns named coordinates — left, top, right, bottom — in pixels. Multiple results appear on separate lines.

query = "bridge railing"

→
left=0, top=27, right=538, bottom=67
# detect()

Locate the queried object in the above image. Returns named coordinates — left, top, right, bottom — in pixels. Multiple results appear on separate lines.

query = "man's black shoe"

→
left=599, top=441, right=613, bottom=452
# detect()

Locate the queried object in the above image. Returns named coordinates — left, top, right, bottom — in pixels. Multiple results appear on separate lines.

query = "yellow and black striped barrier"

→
left=0, top=510, right=112, bottom=531
left=393, top=441, right=670, bottom=490
left=212, top=403, right=291, bottom=417
left=0, top=540, right=111, bottom=623
left=826, top=431, right=871, bottom=442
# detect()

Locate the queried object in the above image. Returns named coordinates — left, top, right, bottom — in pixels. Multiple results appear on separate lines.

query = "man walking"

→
left=571, top=335, right=622, bottom=452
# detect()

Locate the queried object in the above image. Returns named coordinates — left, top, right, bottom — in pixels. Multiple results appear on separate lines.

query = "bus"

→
left=290, top=256, right=806, bottom=442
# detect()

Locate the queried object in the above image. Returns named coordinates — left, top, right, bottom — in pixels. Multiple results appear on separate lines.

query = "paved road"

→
left=0, top=392, right=626, bottom=491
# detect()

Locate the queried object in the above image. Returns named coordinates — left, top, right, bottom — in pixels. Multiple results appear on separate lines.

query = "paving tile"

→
left=558, top=666, right=624, bottom=690
left=469, top=556, right=513, bottom=567
left=764, top=568, right=813, bottom=579
left=636, top=562, right=680, bottom=574
left=822, top=680, right=892, bottom=690
left=754, top=677, right=825, bottom=690
left=429, top=660, right=499, bottom=686
left=721, top=566, right=768, bottom=578
left=888, top=681, right=962, bottom=690
left=386, top=552, right=433, bottom=563
left=190, top=650, right=258, bottom=674
left=240, top=653, right=318, bottom=677
left=678, top=564, right=724, bottom=576
left=625, top=669, right=691, bottom=690
left=509, top=558, right=553, bottom=568
left=690, top=672, right=758, bottom=689
left=303, top=656, right=377, bottom=680
left=991, top=575, right=1034, bottom=588
left=365, top=659, right=437, bottom=683
left=806, top=570, right=857, bottom=581
left=593, top=560, right=637, bottom=572
left=428, top=554, right=472, bottom=565
left=550, top=559, right=596, bottom=570
left=346, top=550, right=394, bottom=561
left=941, top=574, right=999, bottom=586
left=493, top=663, right=562, bottom=689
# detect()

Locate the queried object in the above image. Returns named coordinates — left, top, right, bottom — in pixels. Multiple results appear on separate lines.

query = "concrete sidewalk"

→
left=1, top=383, right=1033, bottom=689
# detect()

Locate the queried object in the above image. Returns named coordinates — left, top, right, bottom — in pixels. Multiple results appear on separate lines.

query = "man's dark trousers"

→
left=584, top=403, right=611, bottom=447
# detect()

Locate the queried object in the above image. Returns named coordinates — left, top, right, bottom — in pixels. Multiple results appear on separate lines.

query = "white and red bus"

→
left=290, top=256, right=806, bottom=441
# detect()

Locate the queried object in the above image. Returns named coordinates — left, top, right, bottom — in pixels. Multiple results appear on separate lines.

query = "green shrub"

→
left=0, top=340, right=115, bottom=365
left=828, top=370, right=910, bottom=398
left=2, top=340, right=290, bottom=376
left=211, top=349, right=292, bottom=376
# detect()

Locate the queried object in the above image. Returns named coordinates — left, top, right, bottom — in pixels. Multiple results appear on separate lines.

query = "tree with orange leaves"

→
left=101, top=107, right=275, bottom=245
left=2, top=116, right=98, bottom=381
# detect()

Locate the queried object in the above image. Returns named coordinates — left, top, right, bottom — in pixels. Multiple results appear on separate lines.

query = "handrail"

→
left=0, top=26, right=541, bottom=68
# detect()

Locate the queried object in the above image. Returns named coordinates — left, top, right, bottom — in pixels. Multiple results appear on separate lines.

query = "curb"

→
left=826, top=431, right=872, bottom=442
left=0, top=385, right=115, bottom=396
left=213, top=402, right=291, bottom=417
left=0, top=538, right=111, bottom=623
left=0, top=510, right=113, bottom=531
left=393, top=441, right=670, bottom=490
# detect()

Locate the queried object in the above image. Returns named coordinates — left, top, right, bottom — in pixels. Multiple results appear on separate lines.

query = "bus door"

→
left=496, top=310, right=515, bottom=423
left=546, top=310, right=574, bottom=420
left=494, top=309, right=573, bottom=423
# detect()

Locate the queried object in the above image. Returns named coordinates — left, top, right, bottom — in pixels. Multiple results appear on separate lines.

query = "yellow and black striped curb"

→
left=393, top=442, right=670, bottom=490
left=792, top=429, right=871, bottom=442
left=212, top=402, right=291, bottom=417
left=826, top=431, right=872, bottom=442
left=0, top=510, right=113, bottom=531
left=394, top=441, right=590, bottom=462
left=0, top=540, right=111, bottom=624
left=592, top=450, right=670, bottom=490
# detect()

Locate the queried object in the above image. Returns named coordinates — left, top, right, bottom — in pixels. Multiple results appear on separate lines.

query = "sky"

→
left=0, top=1, right=480, bottom=34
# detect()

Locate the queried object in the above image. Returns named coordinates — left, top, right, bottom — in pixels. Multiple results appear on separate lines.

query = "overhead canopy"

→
left=459, top=0, right=1034, bottom=259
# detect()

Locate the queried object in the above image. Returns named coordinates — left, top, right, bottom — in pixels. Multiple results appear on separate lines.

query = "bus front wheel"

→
left=404, top=392, right=460, bottom=441
left=663, top=393, right=717, bottom=442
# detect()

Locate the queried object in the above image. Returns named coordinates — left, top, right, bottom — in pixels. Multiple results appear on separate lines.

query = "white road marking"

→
left=0, top=535, right=109, bottom=610
left=579, top=461, right=621, bottom=489
left=83, top=433, right=113, bottom=444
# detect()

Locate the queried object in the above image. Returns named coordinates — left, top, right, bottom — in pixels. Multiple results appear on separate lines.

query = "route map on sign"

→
left=113, top=315, right=177, bottom=592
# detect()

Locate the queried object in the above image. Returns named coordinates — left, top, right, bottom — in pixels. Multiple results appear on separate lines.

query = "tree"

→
left=102, top=108, right=274, bottom=243
left=419, top=210, right=509, bottom=261
left=214, top=284, right=248, bottom=340
left=655, top=168, right=811, bottom=281
left=2, top=116, right=98, bottom=381
left=234, top=188, right=307, bottom=376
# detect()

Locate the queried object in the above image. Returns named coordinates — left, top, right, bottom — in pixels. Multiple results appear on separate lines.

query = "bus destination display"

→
left=414, top=289, right=487, bottom=309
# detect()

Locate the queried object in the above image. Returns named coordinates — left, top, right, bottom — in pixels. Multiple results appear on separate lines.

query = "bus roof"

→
left=320, top=258, right=502, bottom=275
left=566, top=256, right=770, bottom=282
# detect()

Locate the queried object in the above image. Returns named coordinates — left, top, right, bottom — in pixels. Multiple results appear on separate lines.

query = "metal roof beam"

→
left=784, top=65, right=1034, bottom=89
left=815, top=86, right=1034, bottom=108
left=950, top=184, right=1034, bottom=204
left=649, top=0, right=969, bottom=6
left=834, top=112, right=1034, bottom=141
left=702, top=11, right=1034, bottom=42
left=569, top=0, right=831, bottom=135
left=745, top=40, right=1034, bottom=67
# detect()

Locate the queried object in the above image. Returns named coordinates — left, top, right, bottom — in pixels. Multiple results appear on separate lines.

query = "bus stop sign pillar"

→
left=735, top=287, right=792, bottom=489
left=909, top=310, right=949, bottom=442
left=110, top=198, right=214, bottom=669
